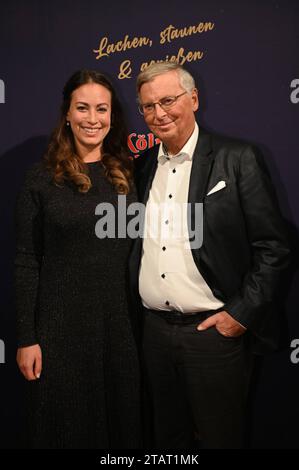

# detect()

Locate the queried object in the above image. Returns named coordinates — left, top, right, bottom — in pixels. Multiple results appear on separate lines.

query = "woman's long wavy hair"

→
left=45, top=69, right=133, bottom=194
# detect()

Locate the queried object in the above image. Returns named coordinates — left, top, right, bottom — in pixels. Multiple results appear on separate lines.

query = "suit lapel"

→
left=139, top=130, right=215, bottom=206
left=138, top=146, right=159, bottom=204
left=188, top=129, right=215, bottom=269
left=188, top=128, right=214, bottom=205
left=134, top=130, right=215, bottom=269
left=130, top=145, right=159, bottom=288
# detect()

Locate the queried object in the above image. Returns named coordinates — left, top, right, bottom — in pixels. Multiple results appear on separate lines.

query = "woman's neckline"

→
left=85, top=160, right=102, bottom=165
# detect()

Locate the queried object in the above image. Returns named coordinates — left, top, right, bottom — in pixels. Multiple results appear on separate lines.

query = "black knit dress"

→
left=15, top=160, right=140, bottom=449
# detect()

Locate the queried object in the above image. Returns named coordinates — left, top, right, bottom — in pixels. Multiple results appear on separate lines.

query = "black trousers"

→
left=142, top=309, right=253, bottom=449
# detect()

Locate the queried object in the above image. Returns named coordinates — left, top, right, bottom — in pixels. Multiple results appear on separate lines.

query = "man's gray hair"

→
left=136, top=62, right=196, bottom=98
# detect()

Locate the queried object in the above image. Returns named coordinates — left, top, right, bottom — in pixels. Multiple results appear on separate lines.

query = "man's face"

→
left=139, top=70, right=198, bottom=154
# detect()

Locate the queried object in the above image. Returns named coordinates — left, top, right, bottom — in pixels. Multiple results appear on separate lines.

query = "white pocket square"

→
left=207, top=180, right=226, bottom=196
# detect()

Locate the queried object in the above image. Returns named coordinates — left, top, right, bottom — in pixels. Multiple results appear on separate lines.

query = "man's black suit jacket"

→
left=128, top=128, right=290, bottom=353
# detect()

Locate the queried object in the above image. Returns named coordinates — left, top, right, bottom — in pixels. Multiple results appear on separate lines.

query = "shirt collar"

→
left=157, top=122, right=199, bottom=165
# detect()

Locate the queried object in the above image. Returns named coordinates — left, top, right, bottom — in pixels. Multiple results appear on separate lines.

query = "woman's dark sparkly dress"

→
left=15, top=161, right=140, bottom=449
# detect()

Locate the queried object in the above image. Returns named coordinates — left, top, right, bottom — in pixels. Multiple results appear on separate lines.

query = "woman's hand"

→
left=16, top=344, right=42, bottom=381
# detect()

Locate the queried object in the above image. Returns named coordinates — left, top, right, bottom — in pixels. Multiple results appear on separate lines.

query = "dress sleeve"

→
left=14, top=166, right=44, bottom=347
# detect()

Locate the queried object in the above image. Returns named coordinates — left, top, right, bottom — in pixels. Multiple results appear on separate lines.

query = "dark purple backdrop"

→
left=1, top=0, right=298, bottom=449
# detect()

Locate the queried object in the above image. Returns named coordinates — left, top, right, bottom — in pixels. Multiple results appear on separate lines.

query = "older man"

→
left=129, top=62, right=289, bottom=448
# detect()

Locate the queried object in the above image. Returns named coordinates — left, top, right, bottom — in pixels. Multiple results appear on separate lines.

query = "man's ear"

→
left=191, top=88, right=199, bottom=112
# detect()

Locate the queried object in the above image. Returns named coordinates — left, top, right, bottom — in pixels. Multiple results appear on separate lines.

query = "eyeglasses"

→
left=138, top=91, right=187, bottom=115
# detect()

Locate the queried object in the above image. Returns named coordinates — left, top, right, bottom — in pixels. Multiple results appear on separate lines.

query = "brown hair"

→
left=45, top=69, right=132, bottom=194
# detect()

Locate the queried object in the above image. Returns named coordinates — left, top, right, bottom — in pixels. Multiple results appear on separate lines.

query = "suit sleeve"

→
left=223, top=145, right=290, bottom=333
left=14, top=167, right=44, bottom=347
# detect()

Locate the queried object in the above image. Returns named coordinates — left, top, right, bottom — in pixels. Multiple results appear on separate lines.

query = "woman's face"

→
left=66, top=82, right=112, bottom=156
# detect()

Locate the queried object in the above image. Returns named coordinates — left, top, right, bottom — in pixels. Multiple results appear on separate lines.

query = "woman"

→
left=15, top=69, right=140, bottom=449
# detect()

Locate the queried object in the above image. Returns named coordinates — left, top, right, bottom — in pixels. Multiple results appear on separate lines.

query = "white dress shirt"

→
left=139, top=123, right=224, bottom=313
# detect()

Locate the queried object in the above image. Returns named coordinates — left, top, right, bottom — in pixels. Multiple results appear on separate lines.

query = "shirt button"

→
left=161, top=274, right=165, bottom=279
left=162, top=246, right=166, bottom=251
left=172, top=169, right=176, bottom=173
left=165, top=220, right=169, bottom=225
left=168, top=194, right=172, bottom=199
left=165, top=300, right=170, bottom=306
